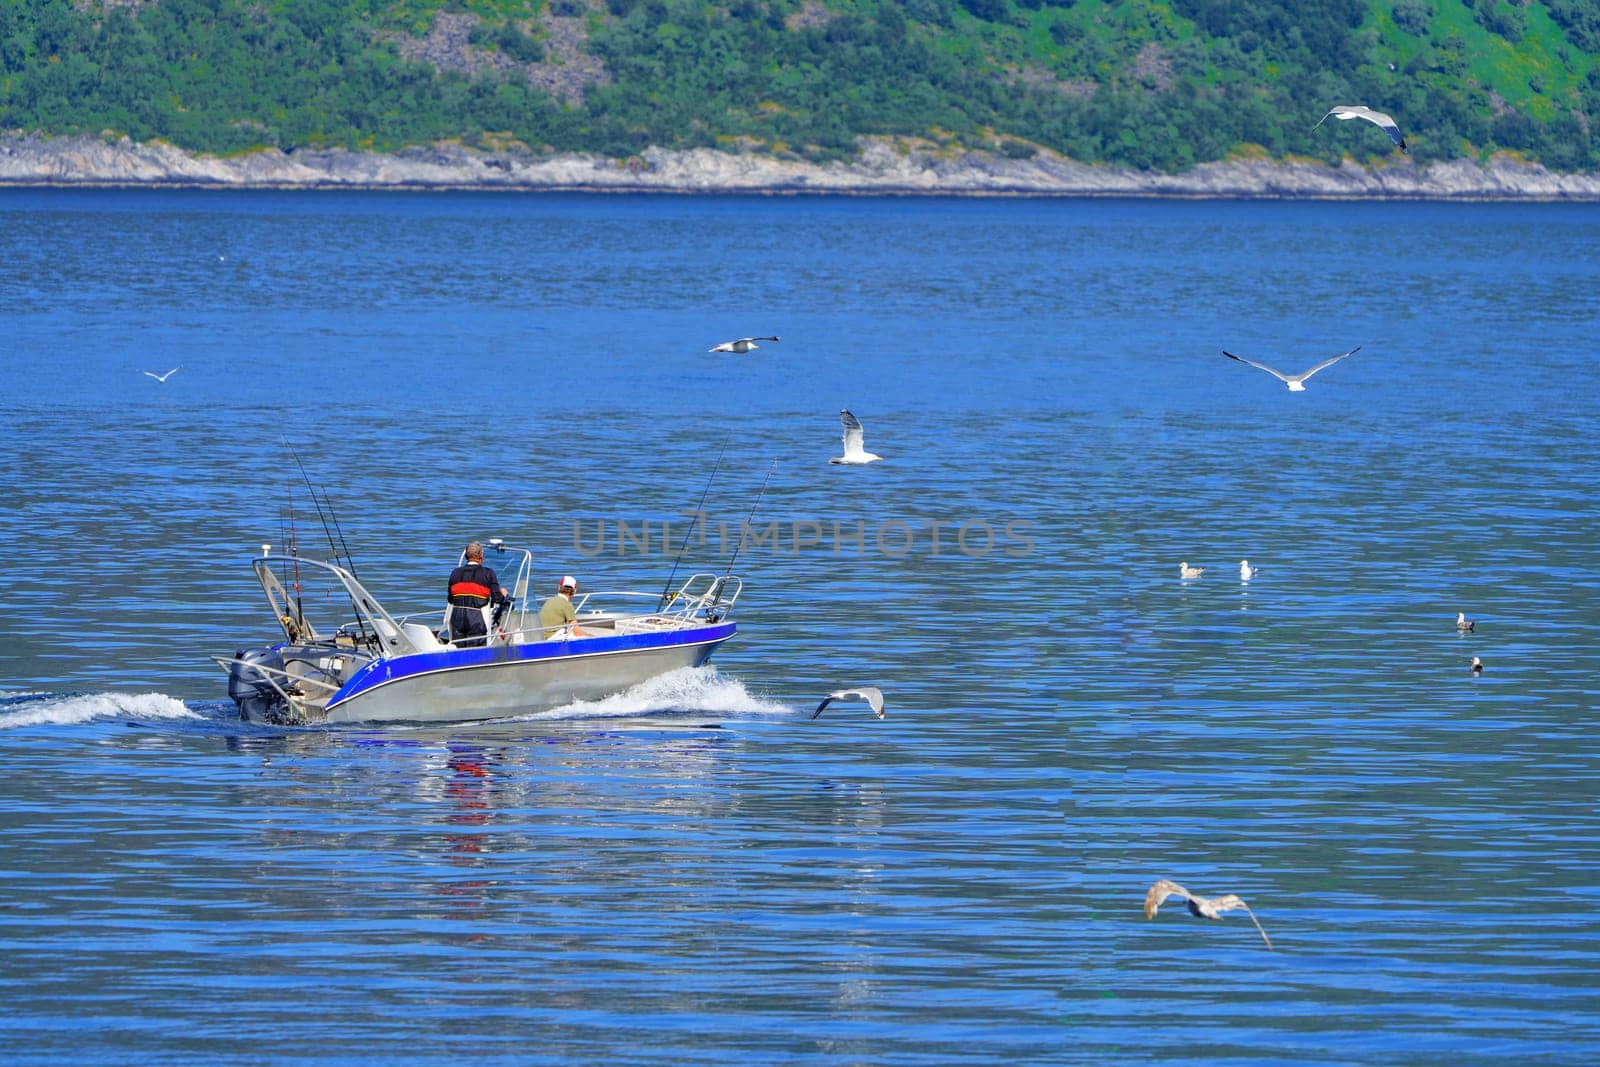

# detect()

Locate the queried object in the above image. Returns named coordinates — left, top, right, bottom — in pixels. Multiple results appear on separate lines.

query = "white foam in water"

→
left=0, top=691, right=200, bottom=730
left=512, top=666, right=791, bottom=722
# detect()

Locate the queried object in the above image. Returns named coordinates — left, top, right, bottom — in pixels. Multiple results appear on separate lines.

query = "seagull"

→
left=1144, top=879, right=1273, bottom=949
left=829, top=409, right=882, bottom=465
left=1471, top=656, right=1484, bottom=674
left=143, top=367, right=181, bottom=383
left=709, top=335, right=779, bottom=354
left=1222, top=346, right=1360, bottom=392
left=1312, top=105, right=1407, bottom=152
left=1240, top=560, right=1259, bottom=581
left=811, top=686, right=885, bottom=720
left=1456, top=612, right=1475, bottom=633
left=1179, top=562, right=1204, bottom=580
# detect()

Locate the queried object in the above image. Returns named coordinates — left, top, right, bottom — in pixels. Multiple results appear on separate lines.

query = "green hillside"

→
left=2, top=0, right=1599, bottom=171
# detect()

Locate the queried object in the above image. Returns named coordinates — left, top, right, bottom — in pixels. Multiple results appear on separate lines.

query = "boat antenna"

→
left=656, top=440, right=727, bottom=612
left=709, top=460, right=775, bottom=621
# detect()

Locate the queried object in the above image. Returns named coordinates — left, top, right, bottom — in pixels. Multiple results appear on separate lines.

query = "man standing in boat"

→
left=540, top=575, right=591, bottom=640
left=447, top=542, right=509, bottom=647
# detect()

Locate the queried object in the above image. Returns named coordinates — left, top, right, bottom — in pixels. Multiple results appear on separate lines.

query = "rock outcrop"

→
left=3, top=132, right=1599, bottom=199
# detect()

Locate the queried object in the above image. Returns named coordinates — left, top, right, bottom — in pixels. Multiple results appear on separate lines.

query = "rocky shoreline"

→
left=4, top=132, right=1600, bottom=199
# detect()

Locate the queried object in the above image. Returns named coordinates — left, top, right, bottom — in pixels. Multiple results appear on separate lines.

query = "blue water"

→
left=2, top=189, right=1599, bottom=1064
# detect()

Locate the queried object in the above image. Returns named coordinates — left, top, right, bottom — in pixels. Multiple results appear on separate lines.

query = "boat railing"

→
left=496, top=573, right=742, bottom=645
left=251, top=556, right=739, bottom=655
left=207, top=652, right=342, bottom=709
left=579, top=573, right=742, bottom=623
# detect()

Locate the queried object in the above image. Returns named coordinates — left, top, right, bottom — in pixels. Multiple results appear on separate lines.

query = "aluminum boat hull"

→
left=311, top=624, right=736, bottom=724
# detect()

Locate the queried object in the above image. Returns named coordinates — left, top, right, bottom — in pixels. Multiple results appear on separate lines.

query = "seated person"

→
left=447, top=542, right=509, bottom=647
left=539, top=575, right=591, bottom=640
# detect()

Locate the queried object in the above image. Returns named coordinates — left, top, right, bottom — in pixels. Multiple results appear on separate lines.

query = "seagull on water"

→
left=1471, top=656, right=1484, bottom=674
left=709, top=335, right=779, bottom=354
left=1179, top=562, right=1204, bottom=580
left=1240, top=560, right=1259, bottom=581
left=1223, top=346, right=1360, bottom=392
left=1145, top=879, right=1273, bottom=949
left=829, top=409, right=882, bottom=465
left=1312, top=105, right=1407, bottom=152
left=143, top=367, right=181, bottom=383
left=812, top=686, right=885, bottom=720
left=1456, top=612, right=1475, bottom=633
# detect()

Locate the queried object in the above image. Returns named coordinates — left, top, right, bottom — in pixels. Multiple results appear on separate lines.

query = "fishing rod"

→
left=708, top=459, right=776, bottom=621
left=317, top=482, right=361, bottom=582
left=280, top=488, right=304, bottom=630
left=656, top=440, right=728, bottom=612
left=286, top=441, right=342, bottom=564
left=284, top=438, right=370, bottom=642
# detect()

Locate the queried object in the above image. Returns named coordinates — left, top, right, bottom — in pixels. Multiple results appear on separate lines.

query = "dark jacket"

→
left=446, top=562, right=509, bottom=645
left=447, top=563, right=507, bottom=608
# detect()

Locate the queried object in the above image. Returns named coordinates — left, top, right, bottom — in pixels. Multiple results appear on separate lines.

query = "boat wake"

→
left=0, top=690, right=201, bottom=730
left=503, top=666, right=790, bottom=722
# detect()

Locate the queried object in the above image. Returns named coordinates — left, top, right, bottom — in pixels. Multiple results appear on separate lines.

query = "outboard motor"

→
left=228, top=646, right=289, bottom=723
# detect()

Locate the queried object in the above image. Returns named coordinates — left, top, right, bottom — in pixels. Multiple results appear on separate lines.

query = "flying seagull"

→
left=1240, top=560, right=1259, bottom=581
left=1312, top=105, right=1407, bottom=152
left=1144, top=879, right=1273, bottom=949
left=1456, top=612, right=1475, bottom=633
left=1223, top=346, right=1360, bottom=392
left=143, top=367, right=181, bottom=383
left=1179, top=562, right=1204, bottom=580
left=812, top=686, right=885, bottom=720
left=709, top=335, right=779, bottom=354
left=829, top=409, right=882, bottom=465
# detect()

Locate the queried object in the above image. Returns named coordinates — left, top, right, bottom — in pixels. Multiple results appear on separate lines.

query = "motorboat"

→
left=216, top=541, right=741, bottom=725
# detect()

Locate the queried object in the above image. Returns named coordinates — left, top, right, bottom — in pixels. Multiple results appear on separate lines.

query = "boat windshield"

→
left=465, top=542, right=533, bottom=604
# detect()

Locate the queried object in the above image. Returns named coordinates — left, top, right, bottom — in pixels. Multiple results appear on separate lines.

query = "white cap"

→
left=560, top=575, right=577, bottom=590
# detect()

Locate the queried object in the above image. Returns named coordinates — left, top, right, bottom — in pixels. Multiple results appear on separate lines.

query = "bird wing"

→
left=1211, top=895, right=1273, bottom=950
left=1222, top=351, right=1292, bottom=384
left=840, top=410, right=866, bottom=456
left=709, top=342, right=733, bottom=352
left=142, top=371, right=161, bottom=380
left=163, top=367, right=180, bottom=379
left=756, top=336, right=780, bottom=342
left=840, top=686, right=884, bottom=717
left=1310, top=108, right=1339, bottom=132
left=1358, top=108, right=1407, bottom=149
left=1334, top=107, right=1406, bottom=150
left=1144, top=879, right=1190, bottom=919
left=1296, top=346, right=1360, bottom=381
left=817, top=686, right=885, bottom=718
